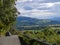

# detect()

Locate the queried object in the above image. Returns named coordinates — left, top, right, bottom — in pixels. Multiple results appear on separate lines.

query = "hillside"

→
left=16, top=16, right=60, bottom=25
left=15, top=16, right=60, bottom=30
left=49, top=17, right=60, bottom=21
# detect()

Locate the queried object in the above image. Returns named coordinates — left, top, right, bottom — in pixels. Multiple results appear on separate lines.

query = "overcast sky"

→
left=16, top=0, right=60, bottom=19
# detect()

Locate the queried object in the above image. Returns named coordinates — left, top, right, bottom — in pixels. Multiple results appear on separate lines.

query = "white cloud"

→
left=16, top=0, right=60, bottom=19
left=54, top=2, right=60, bottom=4
left=18, top=9, right=55, bottom=19
left=44, top=3, right=54, bottom=8
left=17, top=0, right=27, bottom=2
left=17, top=0, right=32, bottom=2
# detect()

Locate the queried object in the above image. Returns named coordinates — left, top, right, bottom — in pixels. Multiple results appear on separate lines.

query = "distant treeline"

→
left=16, top=26, right=47, bottom=30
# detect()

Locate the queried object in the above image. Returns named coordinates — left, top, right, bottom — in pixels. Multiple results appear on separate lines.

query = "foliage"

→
left=10, top=27, right=60, bottom=45
left=0, top=0, right=18, bottom=36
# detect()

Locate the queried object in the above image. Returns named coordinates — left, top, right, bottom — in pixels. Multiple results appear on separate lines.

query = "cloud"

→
left=23, top=6, right=33, bottom=10
left=37, top=0, right=60, bottom=3
left=18, top=9, right=55, bottom=19
left=16, top=0, right=60, bottom=19
left=17, top=0, right=32, bottom=2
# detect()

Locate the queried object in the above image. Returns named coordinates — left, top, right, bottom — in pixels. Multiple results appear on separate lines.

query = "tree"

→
left=0, top=0, right=19, bottom=35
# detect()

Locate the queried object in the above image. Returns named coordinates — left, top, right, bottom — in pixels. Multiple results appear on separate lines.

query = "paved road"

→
left=0, top=35, right=21, bottom=45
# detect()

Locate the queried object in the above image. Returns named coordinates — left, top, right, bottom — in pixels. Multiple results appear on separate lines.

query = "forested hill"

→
left=16, top=16, right=60, bottom=27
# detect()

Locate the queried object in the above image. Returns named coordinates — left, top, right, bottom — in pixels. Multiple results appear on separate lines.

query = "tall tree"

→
left=0, top=0, right=18, bottom=35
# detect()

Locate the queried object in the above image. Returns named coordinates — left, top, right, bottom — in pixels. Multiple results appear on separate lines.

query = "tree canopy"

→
left=0, top=0, right=18, bottom=35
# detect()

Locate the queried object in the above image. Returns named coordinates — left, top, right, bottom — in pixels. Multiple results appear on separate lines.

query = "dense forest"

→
left=0, top=0, right=60, bottom=45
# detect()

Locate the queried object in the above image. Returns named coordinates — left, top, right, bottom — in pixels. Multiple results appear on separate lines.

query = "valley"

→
left=15, top=16, right=60, bottom=30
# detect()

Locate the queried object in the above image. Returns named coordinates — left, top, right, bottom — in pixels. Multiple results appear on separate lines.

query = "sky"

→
left=16, top=0, right=60, bottom=19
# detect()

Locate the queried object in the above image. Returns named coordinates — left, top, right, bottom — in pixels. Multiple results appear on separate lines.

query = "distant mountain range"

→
left=49, top=17, right=60, bottom=21
left=16, top=16, right=60, bottom=28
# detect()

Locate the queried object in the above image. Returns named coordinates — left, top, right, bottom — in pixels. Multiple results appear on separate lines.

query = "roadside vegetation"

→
left=9, top=27, right=60, bottom=45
